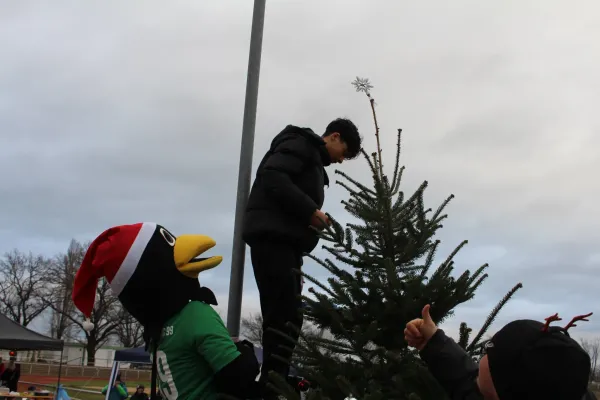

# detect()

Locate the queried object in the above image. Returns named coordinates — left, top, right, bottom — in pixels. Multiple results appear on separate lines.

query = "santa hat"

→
left=72, top=222, right=157, bottom=331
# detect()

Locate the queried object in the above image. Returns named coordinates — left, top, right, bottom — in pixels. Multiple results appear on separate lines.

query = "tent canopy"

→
left=114, top=347, right=151, bottom=363
left=0, top=313, right=64, bottom=351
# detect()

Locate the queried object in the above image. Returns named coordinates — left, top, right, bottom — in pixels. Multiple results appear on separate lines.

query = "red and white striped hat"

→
left=72, top=222, right=157, bottom=330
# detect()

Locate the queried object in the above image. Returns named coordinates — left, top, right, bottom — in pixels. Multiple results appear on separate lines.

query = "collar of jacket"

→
left=318, top=141, right=331, bottom=167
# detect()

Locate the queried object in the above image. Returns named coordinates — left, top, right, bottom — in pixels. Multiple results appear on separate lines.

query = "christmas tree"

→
left=270, top=78, right=523, bottom=400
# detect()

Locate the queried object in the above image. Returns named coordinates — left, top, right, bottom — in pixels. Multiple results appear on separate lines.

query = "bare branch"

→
left=580, top=337, right=600, bottom=382
left=42, top=245, right=120, bottom=366
left=44, top=239, right=87, bottom=339
left=115, top=307, right=145, bottom=348
left=0, top=249, right=52, bottom=326
left=241, top=312, right=264, bottom=346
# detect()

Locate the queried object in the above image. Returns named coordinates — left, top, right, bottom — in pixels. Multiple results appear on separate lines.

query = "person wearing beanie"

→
left=72, top=223, right=260, bottom=399
left=131, top=385, right=149, bottom=400
left=404, top=304, right=596, bottom=400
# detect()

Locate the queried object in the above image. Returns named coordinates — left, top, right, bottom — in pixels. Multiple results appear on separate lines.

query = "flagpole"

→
left=226, top=0, right=266, bottom=337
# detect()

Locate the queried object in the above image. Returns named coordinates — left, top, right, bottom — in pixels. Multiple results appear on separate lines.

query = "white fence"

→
left=17, top=362, right=151, bottom=381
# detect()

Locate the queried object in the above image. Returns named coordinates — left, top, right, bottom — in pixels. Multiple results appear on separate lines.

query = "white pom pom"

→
left=83, top=319, right=94, bottom=331
left=345, top=397, right=357, bottom=400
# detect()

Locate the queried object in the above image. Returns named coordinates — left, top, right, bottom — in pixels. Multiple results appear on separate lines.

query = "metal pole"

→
left=226, top=0, right=266, bottom=337
left=55, top=346, right=64, bottom=398
left=107, top=362, right=120, bottom=400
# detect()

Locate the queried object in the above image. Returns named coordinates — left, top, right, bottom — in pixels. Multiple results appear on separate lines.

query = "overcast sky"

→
left=1, top=1, right=599, bottom=340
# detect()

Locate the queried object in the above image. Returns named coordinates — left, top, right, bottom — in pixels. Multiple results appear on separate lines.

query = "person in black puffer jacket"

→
left=243, top=118, right=362, bottom=399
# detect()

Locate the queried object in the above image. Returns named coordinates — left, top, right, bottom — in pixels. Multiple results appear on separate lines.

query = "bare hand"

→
left=310, top=210, right=331, bottom=230
left=404, top=304, right=438, bottom=350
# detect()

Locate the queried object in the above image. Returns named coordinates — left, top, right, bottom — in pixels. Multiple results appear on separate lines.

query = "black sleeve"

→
left=419, top=330, right=482, bottom=400
left=213, top=340, right=260, bottom=398
left=259, top=137, right=319, bottom=222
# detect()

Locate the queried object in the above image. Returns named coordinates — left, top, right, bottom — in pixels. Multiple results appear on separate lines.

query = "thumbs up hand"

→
left=404, top=304, right=438, bottom=350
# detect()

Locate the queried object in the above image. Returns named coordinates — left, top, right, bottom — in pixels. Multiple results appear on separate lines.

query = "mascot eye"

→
left=160, top=228, right=176, bottom=246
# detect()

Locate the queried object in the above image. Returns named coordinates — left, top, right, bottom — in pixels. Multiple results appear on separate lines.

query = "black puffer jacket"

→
left=243, top=125, right=330, bottom=252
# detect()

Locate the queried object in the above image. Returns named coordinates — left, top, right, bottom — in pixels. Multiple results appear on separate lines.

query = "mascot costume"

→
left=71, top=222, right=260, bottom=399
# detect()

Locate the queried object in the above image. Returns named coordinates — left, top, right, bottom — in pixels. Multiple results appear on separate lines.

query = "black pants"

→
left=250, top=239, right=304, bottom=391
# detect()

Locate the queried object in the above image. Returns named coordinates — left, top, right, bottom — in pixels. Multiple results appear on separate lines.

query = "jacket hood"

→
left=271, top=125, right=330, bottom=165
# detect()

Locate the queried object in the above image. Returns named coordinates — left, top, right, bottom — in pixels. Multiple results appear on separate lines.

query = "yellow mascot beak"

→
left=173, top=235, right=223, bottom=278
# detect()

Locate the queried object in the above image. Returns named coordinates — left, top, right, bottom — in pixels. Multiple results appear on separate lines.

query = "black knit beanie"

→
left=485, top=315, right=591, bottom=400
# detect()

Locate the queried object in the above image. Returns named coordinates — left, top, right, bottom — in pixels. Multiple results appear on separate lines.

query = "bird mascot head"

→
left=71, top=222, right=222, bottom=345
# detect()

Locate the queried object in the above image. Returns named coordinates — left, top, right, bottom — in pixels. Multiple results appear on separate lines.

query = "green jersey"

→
left=155, top=301, right=241, bottom=400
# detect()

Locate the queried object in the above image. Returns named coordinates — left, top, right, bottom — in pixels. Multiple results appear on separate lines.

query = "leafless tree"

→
left=241, top=312, right=264, bottom=345
left=45, top=277, right=120, bottom=365
left=240, top=312, right=325, bottom=349
left=115, top=307, right=145, bottom=348
left=0, top=250, right=51, bottom=326
left=76, top=279, right=120, bottom=365
left=45, top=240, right=87, bottom=339
left=581, top=337, right=599, bottom=382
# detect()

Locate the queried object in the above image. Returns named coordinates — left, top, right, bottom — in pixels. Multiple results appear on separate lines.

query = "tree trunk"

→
left=86, top=338, right=97, bottom=366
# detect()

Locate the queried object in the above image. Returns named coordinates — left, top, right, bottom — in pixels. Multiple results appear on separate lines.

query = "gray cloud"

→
left=1, top=1, right=599, bottom=339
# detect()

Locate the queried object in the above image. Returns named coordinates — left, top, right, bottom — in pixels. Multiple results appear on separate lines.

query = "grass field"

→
left=19, top=375, right=150, bottom=400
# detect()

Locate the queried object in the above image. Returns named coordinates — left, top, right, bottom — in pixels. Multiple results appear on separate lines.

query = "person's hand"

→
left=310, top=210, right=331, bottom=230
left=404, top=304, right=438, bottom=350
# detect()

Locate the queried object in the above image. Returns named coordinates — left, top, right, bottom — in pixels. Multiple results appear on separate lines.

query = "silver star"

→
left=351, top=77, right=373, bottom=95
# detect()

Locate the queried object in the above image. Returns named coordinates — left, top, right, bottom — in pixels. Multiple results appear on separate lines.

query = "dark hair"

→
left=323, top=118, right=362, bottom=159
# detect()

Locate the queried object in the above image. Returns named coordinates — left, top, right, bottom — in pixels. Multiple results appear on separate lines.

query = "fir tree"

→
left=270, top=78, right=523, bottom=400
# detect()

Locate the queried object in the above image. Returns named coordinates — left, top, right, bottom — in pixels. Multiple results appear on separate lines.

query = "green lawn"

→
left=66, top=392, right=104, bottom=400
left=64, top=380, right=150, bottom=389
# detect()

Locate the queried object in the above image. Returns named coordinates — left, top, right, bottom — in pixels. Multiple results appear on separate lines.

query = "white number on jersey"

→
left=157, top=350, right=179, bottom=400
